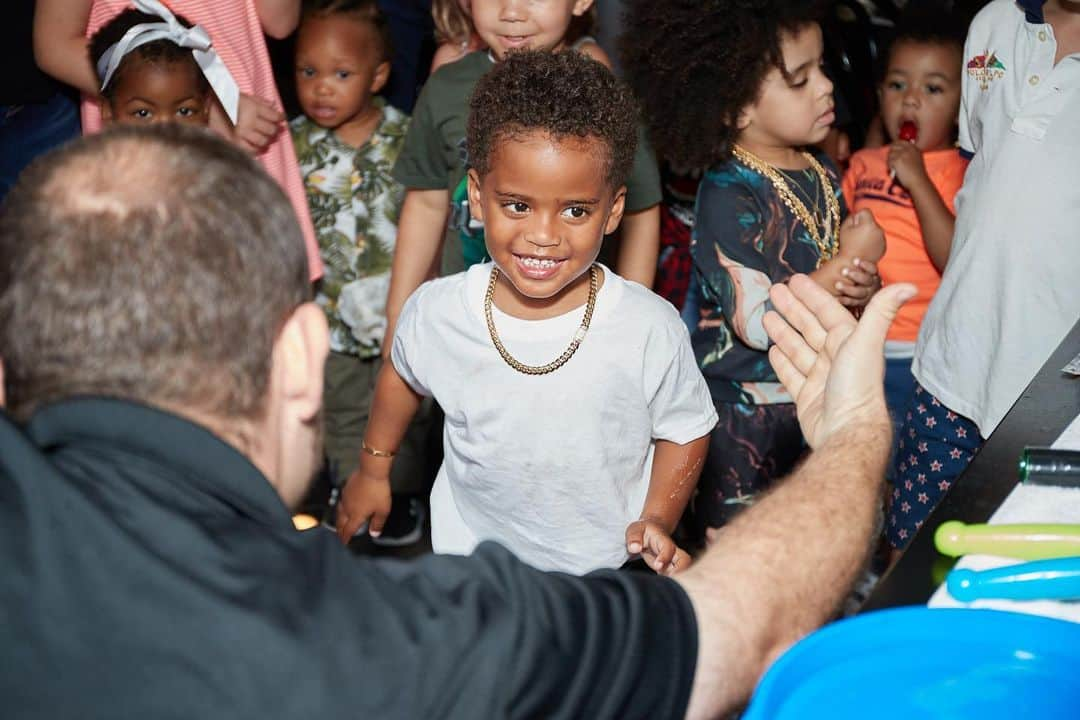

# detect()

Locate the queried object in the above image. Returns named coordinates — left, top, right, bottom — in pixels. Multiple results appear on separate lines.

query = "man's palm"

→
left=764, top=275, right=915, bottom=449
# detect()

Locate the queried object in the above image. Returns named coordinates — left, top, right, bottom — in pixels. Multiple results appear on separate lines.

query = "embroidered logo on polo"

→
left=967, top=51, right=1006, bottom=90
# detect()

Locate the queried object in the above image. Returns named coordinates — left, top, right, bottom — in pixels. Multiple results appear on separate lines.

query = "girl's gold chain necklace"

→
left=732, top=144, right=840, bottom=266
left=484, top=264, right=599, bottom=375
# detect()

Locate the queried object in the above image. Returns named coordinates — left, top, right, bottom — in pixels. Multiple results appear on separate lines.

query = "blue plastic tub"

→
left=743, top=607, right=1080, bottom=719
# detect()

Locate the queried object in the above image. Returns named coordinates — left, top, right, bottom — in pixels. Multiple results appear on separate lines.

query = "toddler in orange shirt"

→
left=842, top=11, right=968, bottom=428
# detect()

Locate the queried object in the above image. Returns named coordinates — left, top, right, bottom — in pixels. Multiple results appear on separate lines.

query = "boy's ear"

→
left=100, top=98, right=114, bottom=124
left=370, top=61, right=391, bottom=94
left=602, top=185, right=627, bottom=236
left=466, top=168, right=484, bottom=224
left=571, top=0, right=595, bottom=17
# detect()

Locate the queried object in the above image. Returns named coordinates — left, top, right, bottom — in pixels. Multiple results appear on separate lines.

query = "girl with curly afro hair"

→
left=622, top=0, right=887, bottom=541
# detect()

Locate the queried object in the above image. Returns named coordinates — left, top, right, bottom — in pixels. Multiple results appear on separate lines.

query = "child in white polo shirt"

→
left=335, top=50, right=717, bottom=575
left=888, top=0, right=1080, bottom=550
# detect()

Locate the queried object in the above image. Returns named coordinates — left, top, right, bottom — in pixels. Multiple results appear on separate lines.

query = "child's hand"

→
left=838, top=209, right=886, bottom=263
left=233, top=93, right=284, bottom=155
left=335, top=469, right=392, bottom=544
left=887, top=140, right=930, bottom=192
left=625, top=519, right=692, bottom=576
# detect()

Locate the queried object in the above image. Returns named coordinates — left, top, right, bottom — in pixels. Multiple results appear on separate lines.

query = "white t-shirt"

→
left=913, top=0, right=1080, bottom=436
left=392, top=264, right=718, bottom=574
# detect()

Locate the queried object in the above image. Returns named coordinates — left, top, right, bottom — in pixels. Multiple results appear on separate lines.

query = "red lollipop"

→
left=899, top=121, right=919, bottom=143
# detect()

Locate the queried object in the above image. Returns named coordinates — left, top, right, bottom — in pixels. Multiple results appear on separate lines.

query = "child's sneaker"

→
left=370, top=494, right=426, bottom=547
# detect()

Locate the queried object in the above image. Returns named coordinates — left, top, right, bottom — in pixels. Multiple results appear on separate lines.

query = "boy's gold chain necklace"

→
left=732, top=144, right=840, bottom=266
left=484, top=264, right=598, bottom=375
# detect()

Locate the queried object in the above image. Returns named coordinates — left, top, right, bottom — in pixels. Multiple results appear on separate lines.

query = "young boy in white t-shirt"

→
left=336, top=50, right=717, bottom=575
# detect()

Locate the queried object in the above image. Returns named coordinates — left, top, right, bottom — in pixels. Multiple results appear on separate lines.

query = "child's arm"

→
left=253, top=0, right=301, bottom=39
left=382, top=189, right=451, bottom=358
left=336, top=361, right=423, bottom=543
left=615, top=206, right=660, bottom=288
left=209, top=93, right=285, bottom=155
left=33, top=0, right=98, bottom=96
left=888, top=142, right=955, bottom=272
left=626, top=435, right=709, bottom=575
left=810, top=210, right=884, bottom=308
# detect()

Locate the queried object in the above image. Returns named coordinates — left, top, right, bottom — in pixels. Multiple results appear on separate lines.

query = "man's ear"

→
left=466, top=168, right=484, bottom=224
left=371, top=61, right=391, bottom=94
left=272, top=302, right=329, bottom=422
left=602, top=185, right=627, bottom=236
left=572, top=0, right=595, bottom=17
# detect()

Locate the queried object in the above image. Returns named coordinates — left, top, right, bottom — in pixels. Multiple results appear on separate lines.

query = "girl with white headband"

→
left=88, top=6, right=224, bottom=127
left=34, top=0, right=323, bottom=282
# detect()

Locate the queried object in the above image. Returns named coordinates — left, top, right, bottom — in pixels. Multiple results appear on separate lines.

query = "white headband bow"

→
left=96, top=0, right=240, bottom=124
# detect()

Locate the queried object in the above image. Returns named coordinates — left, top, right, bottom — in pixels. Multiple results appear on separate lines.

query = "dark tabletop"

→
left=862, top=318, right=1080, bottom=610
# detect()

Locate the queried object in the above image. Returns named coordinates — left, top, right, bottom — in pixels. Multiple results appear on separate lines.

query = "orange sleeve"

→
left=841, top=156, right=859, bottom=211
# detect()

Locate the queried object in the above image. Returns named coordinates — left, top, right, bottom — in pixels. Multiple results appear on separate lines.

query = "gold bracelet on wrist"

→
left=360, top=440, right=396, bottom=458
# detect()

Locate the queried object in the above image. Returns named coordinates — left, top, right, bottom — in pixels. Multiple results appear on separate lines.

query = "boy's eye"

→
left=177, top=107, right=196, bottom=117
left=131, top=108, right=152, bottom=120
left=887, top=80, right=905, bottom=92
left=298, top=67, right=315, bottom=78
left=336, top=70, right=351, bottom=80
left=790, top=76, right=808, bottom=89
left=926, top=84, right=944, bottom=95
left=502, top=201, right=529, bottom=214
left=562, top=206, right=589, bottom=220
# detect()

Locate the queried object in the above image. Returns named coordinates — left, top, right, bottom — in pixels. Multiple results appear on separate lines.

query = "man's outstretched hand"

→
left=763, top=274, right=916, bottom=449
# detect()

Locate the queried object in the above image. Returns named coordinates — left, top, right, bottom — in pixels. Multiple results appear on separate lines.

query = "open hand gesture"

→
left=762, top=274, right=915, bottom=448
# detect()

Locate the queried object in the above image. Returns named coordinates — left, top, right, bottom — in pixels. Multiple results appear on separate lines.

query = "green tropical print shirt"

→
left=291, top=98, right=409, bottom=357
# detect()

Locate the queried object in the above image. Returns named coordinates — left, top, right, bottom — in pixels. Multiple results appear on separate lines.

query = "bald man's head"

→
left=0, top=125, right=311, bottom=421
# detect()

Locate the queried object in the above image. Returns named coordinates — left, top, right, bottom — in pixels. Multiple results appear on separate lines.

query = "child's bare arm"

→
left=336, top=362, right=423, bottom=543
left=34, top=0, right=98, bottom=96
left=888, top=142, right=955, bottom=272
left=615, top=206, right=660, bottom=288
left=253, top=0, right=301, bottom=38
left=382, top=189, right=451, bottom=358
left=626, top=435, right=709, bottom=574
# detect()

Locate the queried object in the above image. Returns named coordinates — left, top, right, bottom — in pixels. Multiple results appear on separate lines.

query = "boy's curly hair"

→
left=89, top=9, right=207, bottom=99
left=621, top=0, right=823, bottom=170
left=302, top=0, right=393, bottom=63
left=466, top=50, right=638, bottom=190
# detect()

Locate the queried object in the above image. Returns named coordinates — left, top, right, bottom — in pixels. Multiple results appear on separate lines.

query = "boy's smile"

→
left=467, top=130, right=625, bottom=320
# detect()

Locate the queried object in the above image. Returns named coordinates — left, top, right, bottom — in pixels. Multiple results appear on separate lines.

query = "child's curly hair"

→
left=466, top=50, right=638, bottom=190
left=621, top=0, right=823, bottom=170
left=89, top=9, right=207, bottom=99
